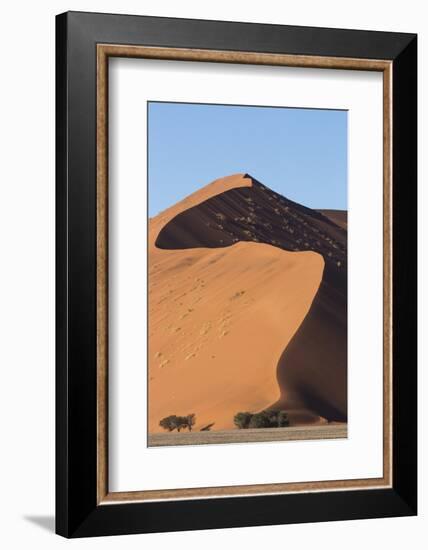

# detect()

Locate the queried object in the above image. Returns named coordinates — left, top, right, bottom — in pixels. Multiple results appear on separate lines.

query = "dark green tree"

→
left=185, top=413, right=196, bottom=431
left=277, top=411, right=290, bottom=427
left=263, top=410, right=279, bottom=425
left=233, top=409, right=291, bottom=429
left=159, top=415, right=179, bottom=432
left=248, top=411, right=273, bottom=429
left=160, top=413, right=197, bottom=432
left=233, top=412, right=253, bottom=429
left=175, top=416, right=187, bottom=432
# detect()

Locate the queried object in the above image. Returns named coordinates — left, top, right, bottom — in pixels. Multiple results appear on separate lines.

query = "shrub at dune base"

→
left=234, top=410, right=290, bottom=429
left=233, top=411, right=253, bottom=429
left=159, top=413, right=196, bottom=432
left=277, top=411, right=289, bottom=427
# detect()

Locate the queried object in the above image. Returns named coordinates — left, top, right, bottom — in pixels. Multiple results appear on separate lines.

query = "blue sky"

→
left=148, top=102, right=347, bottom=217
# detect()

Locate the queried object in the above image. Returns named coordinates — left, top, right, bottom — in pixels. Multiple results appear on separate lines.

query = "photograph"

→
left=147, top=101, right=348, bottom=447
left=0, top=1, right=420, bottom=545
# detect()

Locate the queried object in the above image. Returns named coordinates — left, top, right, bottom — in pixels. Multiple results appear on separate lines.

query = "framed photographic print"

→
left=56, top=11, right=417, bottom=537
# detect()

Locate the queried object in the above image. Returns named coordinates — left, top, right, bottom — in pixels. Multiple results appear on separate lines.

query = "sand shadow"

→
left=272, top=265, right=347, bottom=421
left=200, top=423, right=215, bottom=431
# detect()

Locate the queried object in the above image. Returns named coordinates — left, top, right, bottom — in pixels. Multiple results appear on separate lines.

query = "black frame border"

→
left=56, top=11, right=417, bottom=537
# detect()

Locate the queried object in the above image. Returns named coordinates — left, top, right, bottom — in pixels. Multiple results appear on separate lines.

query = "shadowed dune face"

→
left=272, top=263, right=347, bottom=423
left=149, top=174, right=347, bottom=432
left=317, top=209, right=347, bottom=230
left=156, top=175, right=347, bottom=272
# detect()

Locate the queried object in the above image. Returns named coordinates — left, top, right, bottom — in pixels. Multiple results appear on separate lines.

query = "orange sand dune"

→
left=149, top=174, right=252, bottom=249
left=149, top=243, right=323, bottom=432
left=148, top=174, right=347, bottom=432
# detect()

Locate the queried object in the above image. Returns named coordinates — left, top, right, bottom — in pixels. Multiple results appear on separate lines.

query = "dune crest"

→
left=149, top=174, right=347, bottom=432
left=149, top=173, right=251, bottom=248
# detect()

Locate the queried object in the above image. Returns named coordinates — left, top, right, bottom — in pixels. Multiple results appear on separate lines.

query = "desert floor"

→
left=149, top=424, right=347, bottom=447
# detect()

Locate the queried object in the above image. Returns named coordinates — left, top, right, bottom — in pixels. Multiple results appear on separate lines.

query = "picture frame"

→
left=56, top=11, right=417, bottom=538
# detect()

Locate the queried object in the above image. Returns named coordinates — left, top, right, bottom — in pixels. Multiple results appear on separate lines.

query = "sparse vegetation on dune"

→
left=233, top=412, right=253, bottom=429
left=234, top=409, right=290, bottom=429
left=159, top=410, right=291, bottom=433
left=159, top=413, right=196, bottom=432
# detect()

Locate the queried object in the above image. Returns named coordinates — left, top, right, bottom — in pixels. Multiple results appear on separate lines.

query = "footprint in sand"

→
left=154, top=351, right=162, bottom=359
left=200, top=322, right=211, bottom=336
left=159, top=359, right=169, bottom=368
left=218, top=313, right=232, bottom=330
left=185, top=353, right=196, bottom=360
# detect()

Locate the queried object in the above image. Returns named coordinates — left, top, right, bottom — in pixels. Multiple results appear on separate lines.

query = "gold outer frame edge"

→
left=96, top=44, right=393, bottom=505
